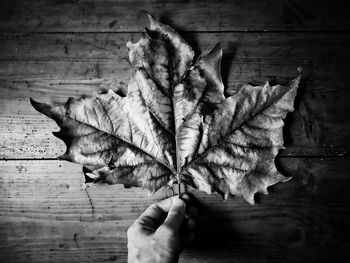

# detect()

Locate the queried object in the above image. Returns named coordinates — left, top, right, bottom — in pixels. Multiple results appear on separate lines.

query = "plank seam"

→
left=1, top=155, right=349, bottom=161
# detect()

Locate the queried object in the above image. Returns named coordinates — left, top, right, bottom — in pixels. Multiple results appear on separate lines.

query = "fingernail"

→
left=181, top=194, right=191, bottom=204
left=181, top=194, right=190, bottom=200
left=173, top=198, right=185, bottom=208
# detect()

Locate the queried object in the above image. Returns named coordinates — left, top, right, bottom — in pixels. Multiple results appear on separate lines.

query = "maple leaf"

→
left=30, top=13, right=300, bottom=204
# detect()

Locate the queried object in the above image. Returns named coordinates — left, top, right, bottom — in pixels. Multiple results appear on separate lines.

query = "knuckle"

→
left=127, top=223, right=139, bottom=236
left=161, top=224, right=175, bottom=235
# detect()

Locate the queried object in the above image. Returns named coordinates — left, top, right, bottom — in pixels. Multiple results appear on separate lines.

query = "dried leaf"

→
left=31, top=13, right=300, bottom=204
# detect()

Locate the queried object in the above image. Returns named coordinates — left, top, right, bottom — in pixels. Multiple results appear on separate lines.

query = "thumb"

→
left=163, top=198, right=186, bottom=231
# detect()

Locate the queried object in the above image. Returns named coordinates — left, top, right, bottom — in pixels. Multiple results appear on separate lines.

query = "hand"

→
left=127, top=194, right=197, bottom=263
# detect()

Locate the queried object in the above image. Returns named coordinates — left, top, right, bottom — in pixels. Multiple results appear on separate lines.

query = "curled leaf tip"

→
left=52, top=131, right=62, bottom=139
left=30, top=98, right=46, bottom=114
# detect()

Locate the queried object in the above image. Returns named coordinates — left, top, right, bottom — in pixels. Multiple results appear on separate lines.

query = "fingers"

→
left=181, top=194, right=198, bottom=219
left=180, top=194, right=197, bottom=246
left=132, top=193, right=197, bottom=239
left=134, top=196, right=183, bottom=230
left=163, top=198, right=186, bottom=231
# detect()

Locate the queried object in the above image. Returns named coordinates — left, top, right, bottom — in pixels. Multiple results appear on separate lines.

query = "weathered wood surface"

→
left=1, top=33, right=349, bottom=158
left=1, top=0, right=350, bottom=262
left=3, top=32, right=349, bottom=77
left=1, top=158, right=349, bottom=262
left=1, top=0, right=350, bottom=33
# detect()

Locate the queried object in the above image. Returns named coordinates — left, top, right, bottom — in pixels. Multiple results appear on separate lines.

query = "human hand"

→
left=127, top=194, right=197, bottom=263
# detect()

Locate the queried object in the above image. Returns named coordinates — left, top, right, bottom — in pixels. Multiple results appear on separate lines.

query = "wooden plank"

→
left=1, top=32, right=350, bottom=63
left=0, top=32, right=349, bottom=158
left=1, top=0, right=350, bottom=33
left=1, top=78, right=349, bottom=159
left=0, top=158, right=349, bottom=262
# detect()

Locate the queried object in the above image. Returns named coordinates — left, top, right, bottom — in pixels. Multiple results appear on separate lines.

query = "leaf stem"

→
left=173, top=94, right=181, bottom=197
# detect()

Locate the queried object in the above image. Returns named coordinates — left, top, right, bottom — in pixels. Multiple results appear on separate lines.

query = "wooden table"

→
left=1, top=0, right=350, bottom=262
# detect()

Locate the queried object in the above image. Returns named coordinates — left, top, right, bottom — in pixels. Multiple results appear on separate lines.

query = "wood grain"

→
left=1, top=0, right=350, bottom=33
left=1, top=158, right=349, bottom=262
left=1, top=32, right=349, bottom=158
left=1, top=1, right=350, bottom=262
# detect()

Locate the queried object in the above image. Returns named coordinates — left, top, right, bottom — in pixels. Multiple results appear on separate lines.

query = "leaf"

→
left=31, top=13, right=300, bottom=204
